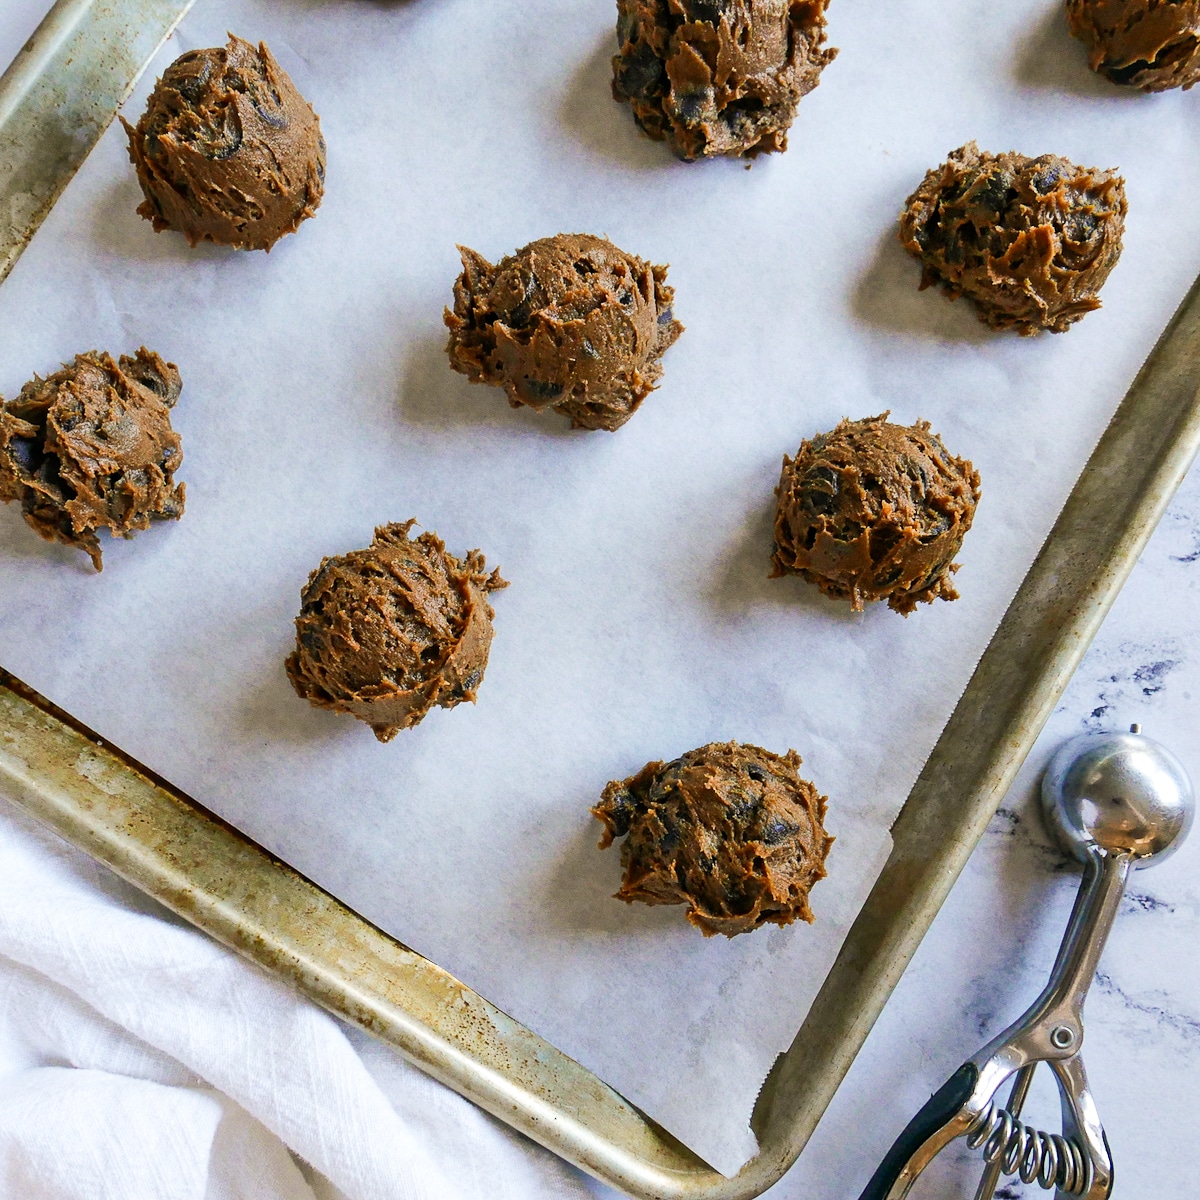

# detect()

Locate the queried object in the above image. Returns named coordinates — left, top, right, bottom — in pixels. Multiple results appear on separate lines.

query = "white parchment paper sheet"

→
left=2, top=0, right=1200, bottom=1175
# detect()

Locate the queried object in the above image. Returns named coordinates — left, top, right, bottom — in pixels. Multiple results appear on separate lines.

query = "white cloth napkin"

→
left=0, top=798, right=602, bottom=1200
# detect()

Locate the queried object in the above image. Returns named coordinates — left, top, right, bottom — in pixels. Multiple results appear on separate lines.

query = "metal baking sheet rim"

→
left=4, top=2, right=1200, bottom=1196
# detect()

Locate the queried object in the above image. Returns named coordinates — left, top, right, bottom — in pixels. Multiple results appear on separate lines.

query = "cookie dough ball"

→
left=593, top=742, right=833, bottom=937
left=771, top=413, right=980, bottom=616
left=1067, top=0, right=1200, bottom=91
left=123, top=35, right=325, bottom=251
left=286, top=521, right=507, bottom=742
left=899, top=142, right=1126, bottom=335
left=444, top=233, right=683, bottom=431
left=0, top=349, right=184, bottom=570
left=612, top=0, right=836, bottom=160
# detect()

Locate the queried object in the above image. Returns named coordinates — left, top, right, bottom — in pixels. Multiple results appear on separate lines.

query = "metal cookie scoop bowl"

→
left=857, top=726, right=1195, bottom=1200
left=1045, top=725, right=1193, bottom=866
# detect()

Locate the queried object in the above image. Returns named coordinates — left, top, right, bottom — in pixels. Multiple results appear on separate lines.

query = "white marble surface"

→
left=3, top=2, right=1200, bottom=1196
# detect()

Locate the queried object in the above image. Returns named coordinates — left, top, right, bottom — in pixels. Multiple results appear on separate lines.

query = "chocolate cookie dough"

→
left=771, top=413, right=979, bottom=615
left=0, top=349, right=184, bottom=570
left=286, top=521, right=507, bottom=742
left=899, top=142, right=1126, bottom=335
left=612, top=0, right=836, bottom=160
left=593, top=742, right=833, bottom=937
left=444, top=233, right=683, bottom=431
left=1067, top=0, right=1200, bottom=91
left=123, top=35, right=325, bottom=251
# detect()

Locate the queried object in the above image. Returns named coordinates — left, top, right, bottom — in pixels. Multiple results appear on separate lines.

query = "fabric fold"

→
left=0, top=799, right=598, bottom=1200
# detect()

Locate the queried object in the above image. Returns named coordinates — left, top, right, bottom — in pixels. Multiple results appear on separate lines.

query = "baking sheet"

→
left=0, top=5, right=44, bottom=69
left=2, top=0, right=1199, bottom=1175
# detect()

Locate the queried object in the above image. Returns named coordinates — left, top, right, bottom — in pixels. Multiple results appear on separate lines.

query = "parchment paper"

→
left=2, top=0, right=1200, bottom=1175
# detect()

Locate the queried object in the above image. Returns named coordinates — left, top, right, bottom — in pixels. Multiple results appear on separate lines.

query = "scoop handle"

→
left=857, top=1063, right=978, bottom=1200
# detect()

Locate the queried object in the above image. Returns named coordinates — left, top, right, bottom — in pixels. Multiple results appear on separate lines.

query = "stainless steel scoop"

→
left=856, top=725, right=1194, bottom=1200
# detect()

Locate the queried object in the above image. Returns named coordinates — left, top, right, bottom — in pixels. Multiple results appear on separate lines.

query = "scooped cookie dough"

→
left=611, top=0, right=836, bottom=160
left=123, top=35, right=325, bottom=251
left=444, top=233, right=683, bottom=431
left=286, top=521, right=507, bottom=742
left=593, top=741, right=833, bottom=937
left=0, top=349, right=184, bottom=571
left=1067, top=0, right=1200, bottom=91
left=899, top=142, right=1126, bottom=335
left=772, top=413, right=980, bottom=616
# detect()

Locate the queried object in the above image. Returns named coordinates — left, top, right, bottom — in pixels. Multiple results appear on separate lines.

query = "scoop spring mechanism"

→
left=965, top=1095, right=1089, bottom=1194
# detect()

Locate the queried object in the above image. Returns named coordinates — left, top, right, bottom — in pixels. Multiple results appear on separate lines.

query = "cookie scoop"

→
left=123, top=35, right=325, bottom=251
left=286, top=521, right=507, bottom=742
left=0, top=348, right=184, bottom=570
left=1067, top=0, right=1200, bottom=92
left=612, top=0, right=837, bottom=159
left=593, top=741, right=833, bottom=937
left=445, top=233, right=682, bottom=431
left=772, top=413, right=980, bottom=615
left=899, top=141, right=1126, bottom=335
